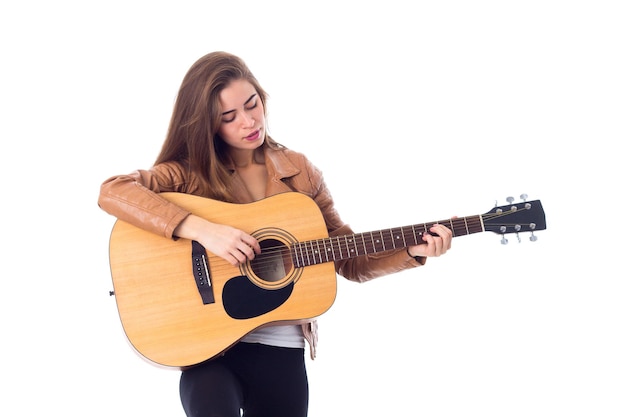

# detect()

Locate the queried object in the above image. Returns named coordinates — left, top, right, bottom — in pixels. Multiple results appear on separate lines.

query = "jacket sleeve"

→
left=299, top=155, right=426, bottom=284
left=97, top=162, right=193, bottom=239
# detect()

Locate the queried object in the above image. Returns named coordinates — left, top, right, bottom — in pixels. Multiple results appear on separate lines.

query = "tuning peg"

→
left=529, top=222, right=538, bottom=242
left=506, top=196, right=514, bottom=204
left=520, top=193, right=528, bottom=202
left=500, top=236, right=508, bottom=245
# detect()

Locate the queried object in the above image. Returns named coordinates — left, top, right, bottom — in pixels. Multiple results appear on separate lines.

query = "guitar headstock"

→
left=482, top=195, right=546, bottom=244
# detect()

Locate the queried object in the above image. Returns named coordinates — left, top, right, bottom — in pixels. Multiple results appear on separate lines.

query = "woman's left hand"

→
left=407, top=223, right=453, bottom=258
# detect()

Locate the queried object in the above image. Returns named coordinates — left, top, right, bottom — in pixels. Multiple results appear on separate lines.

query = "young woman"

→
left=98, top=51, right=453, bottom=417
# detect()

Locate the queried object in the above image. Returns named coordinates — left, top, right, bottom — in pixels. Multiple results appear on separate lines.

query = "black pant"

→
left=179, top=342, right=309, bottom=417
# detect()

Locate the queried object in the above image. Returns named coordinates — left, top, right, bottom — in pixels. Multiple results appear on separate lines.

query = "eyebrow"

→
left=221, top=94, right=257, bottom=116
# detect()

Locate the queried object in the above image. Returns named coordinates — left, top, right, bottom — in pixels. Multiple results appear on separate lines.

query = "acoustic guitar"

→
left=108, top=192, right=546, bottom=368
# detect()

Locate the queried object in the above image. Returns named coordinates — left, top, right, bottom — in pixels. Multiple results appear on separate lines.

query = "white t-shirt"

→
left=240, top=324, right=305, bottom=348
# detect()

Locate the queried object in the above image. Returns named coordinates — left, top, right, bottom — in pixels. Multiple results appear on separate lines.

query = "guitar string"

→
left=198, top=207, right=537, bottom=276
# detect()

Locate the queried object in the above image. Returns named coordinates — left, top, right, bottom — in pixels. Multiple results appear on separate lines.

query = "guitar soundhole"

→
left=249, top=238, right=292, bottom=284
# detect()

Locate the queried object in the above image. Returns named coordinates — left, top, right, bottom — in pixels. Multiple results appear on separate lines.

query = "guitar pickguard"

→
left=222, top=276, right=294, bottom=319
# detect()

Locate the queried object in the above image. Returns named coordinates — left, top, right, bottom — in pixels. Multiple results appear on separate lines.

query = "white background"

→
left=2, top=1, right=624, bottom=416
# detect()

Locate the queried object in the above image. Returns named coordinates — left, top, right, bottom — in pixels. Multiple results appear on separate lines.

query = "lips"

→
left=245, top=129, right=260, bottom=141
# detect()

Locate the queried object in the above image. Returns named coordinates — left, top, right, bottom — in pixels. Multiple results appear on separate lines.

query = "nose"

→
left=241, top=111, right=255, bottom=128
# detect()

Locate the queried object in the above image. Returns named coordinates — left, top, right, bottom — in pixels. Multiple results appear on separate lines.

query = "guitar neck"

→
left=292, top=215, right=483, bottom=267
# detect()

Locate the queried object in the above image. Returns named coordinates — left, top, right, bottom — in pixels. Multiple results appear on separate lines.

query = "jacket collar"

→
left=264, top=146, right=301, bottom=196
left=224, top=145, right=300, bottom=198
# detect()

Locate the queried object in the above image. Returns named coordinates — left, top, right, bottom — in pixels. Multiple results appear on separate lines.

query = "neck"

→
left=229, top=148, right=263, bottom=168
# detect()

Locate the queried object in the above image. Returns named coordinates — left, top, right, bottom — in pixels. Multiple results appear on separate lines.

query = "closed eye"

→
left=221, top=94, right=258, bottom=124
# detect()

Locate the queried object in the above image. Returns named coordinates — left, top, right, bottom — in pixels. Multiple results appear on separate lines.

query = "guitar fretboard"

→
left=291, top=215, right=484, bottom=268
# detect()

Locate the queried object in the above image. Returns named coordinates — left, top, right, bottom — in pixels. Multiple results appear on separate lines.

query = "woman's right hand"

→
left=173, top=214, right=261, bottom=266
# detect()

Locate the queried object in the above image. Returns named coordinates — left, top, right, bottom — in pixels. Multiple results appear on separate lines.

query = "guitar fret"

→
left=454, top=217, right=469, bottom=236
left=465, top=216, right=479, bottom=235
left=321, top=238, right=330, bottom=262
left=474, top=216, right=484, bottom=233
left=411, top=225, right=422, bottom=245
left=449, top=217, right=466, bottom=237
left=360, top=233, right=367, bottom=254
left=298, top=242, right=305, bottom=267
left=383, top=229, right=392, bottom=250
left=368, top=232, right=376, bottom=253
left=314, top=241, right=320, bottom=262
left=304, top=241, right=312, bottom=266
left=310, top=240, right=315, bottom=262
left=339, top=236, right=345, bottom=258
left=310, top=240, right=318, bottom=263
left=377, top=230, right=384, bottom=250
left=385, top=229, right=392, bottom=249
left=419, top=224, right=427, bottom=244
left=305, top=242, right=311, bottom=264
left=315, top=240, right=323, bottom=264
left=379, top=230, right=386, bottom=251
left=399, top=227, right=407, bottom=247
left=391, top=229, right=400, bottom=249
left=361, top=233, right=376, bottom=253
left=313, top=241, right=319, bottom=263
left=411, top=225, right=418, bottom=245
left=344, top=235, right=355, bottom=257
left=334, top=236, right=340, bottom=259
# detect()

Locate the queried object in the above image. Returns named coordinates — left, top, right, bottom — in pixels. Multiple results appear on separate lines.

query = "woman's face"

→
left=217, top=79, right=266, bottom=151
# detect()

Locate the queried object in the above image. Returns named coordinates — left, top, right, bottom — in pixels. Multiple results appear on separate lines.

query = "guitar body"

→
left=109, top=191, right=546, bottom=369
left=109, top=192, right=337, bottom=368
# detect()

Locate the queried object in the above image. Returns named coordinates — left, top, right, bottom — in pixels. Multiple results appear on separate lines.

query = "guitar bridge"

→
left=191, top=241, right=215, bottom=305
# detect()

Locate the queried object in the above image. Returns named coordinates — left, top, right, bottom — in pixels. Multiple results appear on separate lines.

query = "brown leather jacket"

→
left=99, top=145, right=425, bottom=359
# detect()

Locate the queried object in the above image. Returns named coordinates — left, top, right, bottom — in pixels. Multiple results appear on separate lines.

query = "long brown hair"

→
left=155, top=51, right=280, bottom=201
